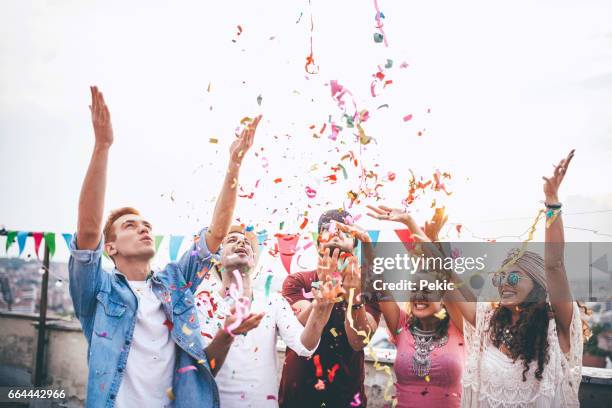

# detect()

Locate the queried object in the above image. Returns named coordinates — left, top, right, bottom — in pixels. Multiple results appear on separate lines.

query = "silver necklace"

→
left=410, top=325, right=448, bottom=378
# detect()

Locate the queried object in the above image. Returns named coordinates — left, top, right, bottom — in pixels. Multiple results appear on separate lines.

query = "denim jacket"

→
left=68, top=229, right=219, bottom=408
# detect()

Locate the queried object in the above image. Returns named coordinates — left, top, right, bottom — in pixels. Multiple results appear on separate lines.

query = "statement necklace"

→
left=410, top=325, right=448, bottom=378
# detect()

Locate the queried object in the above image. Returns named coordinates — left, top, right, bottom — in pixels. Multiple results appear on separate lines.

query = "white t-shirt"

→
left=115, top=279, right=176, bottom=408
left=196, top=289, right=317, bottom=408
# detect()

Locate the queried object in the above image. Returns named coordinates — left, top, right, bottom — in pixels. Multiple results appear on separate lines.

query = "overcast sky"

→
left=1, top=0, right=612, bottom=273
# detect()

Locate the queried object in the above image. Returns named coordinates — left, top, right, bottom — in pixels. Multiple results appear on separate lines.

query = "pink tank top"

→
left=392, top=309, right=465, bottom=408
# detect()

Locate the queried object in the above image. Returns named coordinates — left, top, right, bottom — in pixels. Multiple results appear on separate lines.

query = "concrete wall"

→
left=1, top=312, right=611, bottom=408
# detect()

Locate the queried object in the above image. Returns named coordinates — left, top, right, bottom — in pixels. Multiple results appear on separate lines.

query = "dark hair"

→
left=488, top=282, right=552, bottom=381
left=317, top=208, right=358, bottom=248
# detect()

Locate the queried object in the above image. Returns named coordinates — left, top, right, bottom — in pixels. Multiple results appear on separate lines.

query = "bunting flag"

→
left=367, top=230, right=380, bottom=248
left=394, top=229, right=415, bottom=252
left=592, top=254, right=610, bottom=275
left=256, top=230, right=268, bottom=247
left=44, top=232, right=56, bottom=257
left=154, top=235, right=164, bottom=253
left=62, top=233, right=73, bottom=251
left=169, top=235, right=184, bottom=262
left=32, top=232, right=44, bottom=257
left=5, top=230, right=17, bottom=252
left=276, top=233, right=300, bottom=274
left=16, top=231, right=28, bottom=256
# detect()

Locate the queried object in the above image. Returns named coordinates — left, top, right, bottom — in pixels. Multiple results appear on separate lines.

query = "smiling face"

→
left=408, top=271, right=443, bottom=320
left=221, top=231, right=255, bottom=275
left=495, top=266, right=535, bottom=308
left=104, top=214, right=155, bottom=262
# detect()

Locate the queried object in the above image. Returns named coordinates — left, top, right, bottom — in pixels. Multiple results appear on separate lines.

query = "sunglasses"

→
left=492, top=271, right=522, bottom=287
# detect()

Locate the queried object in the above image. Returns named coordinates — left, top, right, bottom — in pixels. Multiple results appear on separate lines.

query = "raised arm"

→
left=543, top=149, right=575, bottom=352
left=205, top=115, right=262, bottom=253
left=365, top=205, right=475, bottom=327
left=76, top=86, right=113, bottom=249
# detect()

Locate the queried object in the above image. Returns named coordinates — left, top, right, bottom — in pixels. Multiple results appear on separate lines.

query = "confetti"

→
left=177, top=365, right=197, bottom=374
left=314, top=379, right=326, bottom=391
left=327, top=363, right=340, bottom=383
left=313, top=354, right=323, bottom=377
left=267, top=395, right=277, bottom=400
left=265, top=274, right=273, bottom=297
left=305, top=0, right=318, bottom=74
left=210, top=358, right=216, bottom=370
left=209, top=138, right=218, bottom=144
left=350, top=393, right=362, bottom=407
left=166, top=387, right=175, bottom=401
left=274, top=178, right=283, bottom=183
left=257, top=94, right=263, bottom=106
left=373, top=0, right=388, bottom=46
left=305, top=186, right=317, bottom=198
left=302, top=288, right=314, bottom=299
left=403, top=114, right=413, bottom=122
left=182, top=324, right=193, bottom=336
left=434, top=308, right=447, bottom=320
left=330, top=327, right=338, bottom=337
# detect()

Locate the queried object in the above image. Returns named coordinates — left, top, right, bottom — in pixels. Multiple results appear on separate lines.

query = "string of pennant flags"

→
left=0, top=228, right=414, bottom=267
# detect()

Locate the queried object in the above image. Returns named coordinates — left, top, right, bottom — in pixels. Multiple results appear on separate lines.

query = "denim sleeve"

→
left=175, top=228, right=220, bottom=289
left=68, top=234, right=108, bottom=320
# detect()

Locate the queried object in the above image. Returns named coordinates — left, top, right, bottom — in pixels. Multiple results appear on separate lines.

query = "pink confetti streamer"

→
left=177, top=365, right=197, bottom=374
left=373, top=0, right=388, bottom=47
left=225, top=269, right=252, bottom=336
left=302, top=288, right=314, bottom=299
left=350, top=392, right=362, bottom=406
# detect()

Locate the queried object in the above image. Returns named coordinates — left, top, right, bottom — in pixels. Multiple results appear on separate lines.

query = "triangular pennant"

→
left=16, top=231, right=28, bottom=256
left=276, top=234, right=300, bottom=274
left=169, top=235, right=184, bottom=262
left=394, top=229, right=416, bottom=252
left=5, top=230, right=17, bottom=253
left=62, top=233, right=73, bottom=251
left=256, top=230, right=268, bottom=247
left=44, top=232, right=56, bottom=257
left=592, top=254, right=609, bottom=274
left=367, top=230, right=380, bottom=248
left=154, top=235, right=164, bottom=253
left=32, top=232, right=44, bottom=257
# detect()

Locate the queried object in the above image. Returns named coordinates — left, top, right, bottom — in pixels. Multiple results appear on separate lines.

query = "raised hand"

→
left=423, top=207, right=448, bottom=242
left=312, top=276, right=344, bottom=310
left=317, top=247, right=340, bottom=282
left=341, top=256, right=362, bottom=299
left=543, top=149, right=575, bottom=203
left=366, top=204, right=409, bottom=223
left=89, top=86, right=113, bottom=148
left=230, top=115, right=262, bottom=165
left=224, top=309, right=265, bottom=335
left=335, top=222, right=371, bottom=244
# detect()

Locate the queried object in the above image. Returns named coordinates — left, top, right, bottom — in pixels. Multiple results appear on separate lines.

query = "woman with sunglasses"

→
left=364, top=205, right=465, bottom=408
left=445, top=150, right=584, bottom=407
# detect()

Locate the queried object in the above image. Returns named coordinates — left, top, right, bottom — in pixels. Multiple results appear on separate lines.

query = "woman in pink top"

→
left=367, top=205, right=465, bottom=408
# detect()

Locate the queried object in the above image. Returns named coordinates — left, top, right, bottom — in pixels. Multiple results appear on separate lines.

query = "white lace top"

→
left=462, top=302, right=583, bottom=408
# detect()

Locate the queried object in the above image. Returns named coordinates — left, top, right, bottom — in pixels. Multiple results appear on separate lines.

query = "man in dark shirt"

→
left=278, top=209, right=381, bottom=408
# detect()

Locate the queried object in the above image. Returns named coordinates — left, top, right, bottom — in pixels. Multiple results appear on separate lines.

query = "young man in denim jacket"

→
left=69, top=86, right=262, bottom=407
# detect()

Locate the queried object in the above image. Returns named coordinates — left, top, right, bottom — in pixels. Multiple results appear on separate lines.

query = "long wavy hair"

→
left=487, top=282, right=553, bottom=381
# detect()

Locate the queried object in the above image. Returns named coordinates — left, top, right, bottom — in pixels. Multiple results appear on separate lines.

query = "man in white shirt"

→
left=196, top=225, right=340, bottom=408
